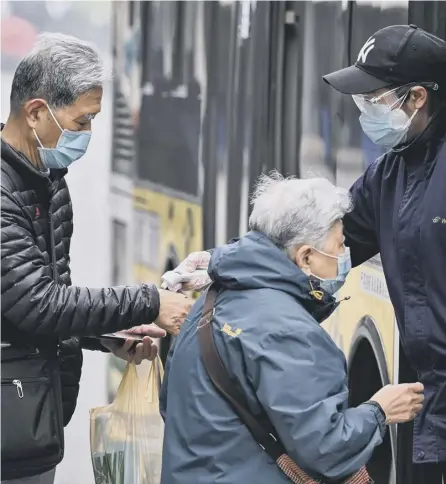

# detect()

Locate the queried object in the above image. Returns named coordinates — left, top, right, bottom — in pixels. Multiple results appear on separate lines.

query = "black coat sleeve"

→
left=58, top=337, right=83, bottom=427
left=344, top=163, right=380, bottom=268
left=1, top=189, right=160, bottom=339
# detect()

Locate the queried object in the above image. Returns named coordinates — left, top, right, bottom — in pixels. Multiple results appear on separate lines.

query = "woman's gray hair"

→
left=10, top=32, right=106, bottom=113
left=248, top=171, right=353, bottom=253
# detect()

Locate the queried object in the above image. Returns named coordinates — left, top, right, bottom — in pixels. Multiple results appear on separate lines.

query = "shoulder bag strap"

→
left=197, top=284, right=373, bottom=484
left=197, top=283, right=286, bottom=461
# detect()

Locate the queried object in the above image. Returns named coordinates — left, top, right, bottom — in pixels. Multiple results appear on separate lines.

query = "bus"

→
left=107, top=2, right=446, bottom=483
left=107, top=0, right=205, bottom=391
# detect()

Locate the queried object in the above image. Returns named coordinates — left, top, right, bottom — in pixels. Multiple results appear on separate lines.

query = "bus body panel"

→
left=108, top=2, right=446, bottom=482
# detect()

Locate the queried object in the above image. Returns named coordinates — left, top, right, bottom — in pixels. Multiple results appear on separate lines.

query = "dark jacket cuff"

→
left=363, top=401, right=387, bottom=437
left=141, top=283, right=160, bottom=322
left=81, top=337, right=110, bottom=352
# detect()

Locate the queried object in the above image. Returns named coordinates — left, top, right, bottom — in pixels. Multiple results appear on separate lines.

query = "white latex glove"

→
left=161, top=251, right=211, bottom=293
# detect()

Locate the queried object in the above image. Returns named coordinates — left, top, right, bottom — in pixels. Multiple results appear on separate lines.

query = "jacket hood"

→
left=209, top=231, right=338, bottom=323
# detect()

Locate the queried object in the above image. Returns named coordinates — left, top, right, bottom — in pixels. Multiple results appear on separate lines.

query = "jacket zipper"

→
left=48, top=185, right=62, bottom=357
left=48, top=199, right=58, bottom=282
left=2, top=377, right=50, bottom=399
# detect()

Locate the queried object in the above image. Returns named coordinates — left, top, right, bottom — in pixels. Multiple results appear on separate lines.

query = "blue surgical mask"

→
left=357, top=91, right=418, bottom=149
left=33, top=106, right=91, bottom=170
left=312, top=246, right=352, bottom=296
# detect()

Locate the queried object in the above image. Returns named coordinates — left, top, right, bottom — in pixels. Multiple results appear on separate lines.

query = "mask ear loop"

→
left=406, top=107, right=419, bottom=126
left=32, top=129, right=45, bottom=148
left=313, top=248, right=338, bottom=260
left=32, top=104, right=64, bottom=149
left=392, top=91, right=419, bottom=128
left=46, top=105, right=64, bottom=133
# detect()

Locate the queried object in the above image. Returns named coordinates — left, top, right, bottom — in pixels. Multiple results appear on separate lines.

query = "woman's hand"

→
left=161, top=251, right=211, bottom=292
left=370, top=382, right=424, bottom=424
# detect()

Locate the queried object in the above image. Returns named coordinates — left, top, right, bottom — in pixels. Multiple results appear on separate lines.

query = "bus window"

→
left=171, top=1, right=197, bottom=86
left=203, top=1, right=273, bottom=242
left=200, top=1, right=237, bottom=246
left=297, top=1, right=349, bottom=184
left=137, top=2, right=201, bottom=198
left=111, top=0, right=141, bottom=176
left=226, top=0, right=266, bottom=240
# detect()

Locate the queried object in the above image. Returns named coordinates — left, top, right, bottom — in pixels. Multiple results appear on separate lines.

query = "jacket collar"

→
left=209, top=231, right=342, bottom=324
left=1, top=124, right=67, bottom=182
left=393, top=105, right=446, bottom=163
left=299, top=277, right=341, bottom=324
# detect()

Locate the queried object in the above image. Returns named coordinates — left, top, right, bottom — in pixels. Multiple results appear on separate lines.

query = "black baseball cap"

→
left=323, top=24, right=446, bottom=95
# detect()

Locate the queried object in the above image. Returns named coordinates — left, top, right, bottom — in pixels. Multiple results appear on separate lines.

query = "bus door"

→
left=267, top=1, right=304, bottom=179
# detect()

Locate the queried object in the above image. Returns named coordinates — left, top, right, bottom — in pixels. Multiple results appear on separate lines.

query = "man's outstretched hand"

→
left=101, top=324, right=166, bottom=365
left=102, top=287, right=193, bottom=362
left=156, top=289, right=193, bottom=335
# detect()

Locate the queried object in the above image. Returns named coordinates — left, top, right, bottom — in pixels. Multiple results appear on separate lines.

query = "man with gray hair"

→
left=1, top=33, right=191, bottom=483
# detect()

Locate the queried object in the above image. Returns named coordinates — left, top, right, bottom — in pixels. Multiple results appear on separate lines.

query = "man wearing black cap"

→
left=324, top=24, right=446, bottom=484
left=169, top=23, right=446, bottom=484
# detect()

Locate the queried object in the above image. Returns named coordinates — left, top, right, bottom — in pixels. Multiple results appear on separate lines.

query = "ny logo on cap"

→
left=357, top=37, right=375, bottom=63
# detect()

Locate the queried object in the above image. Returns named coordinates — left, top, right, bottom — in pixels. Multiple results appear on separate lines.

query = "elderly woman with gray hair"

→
left=160, top=172, right=424, bottom=484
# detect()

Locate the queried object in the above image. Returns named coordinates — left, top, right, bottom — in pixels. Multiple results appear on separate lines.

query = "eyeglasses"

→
left=352, top=85, right=408, bottom=114
left=352, top=82, right=439, bottom=114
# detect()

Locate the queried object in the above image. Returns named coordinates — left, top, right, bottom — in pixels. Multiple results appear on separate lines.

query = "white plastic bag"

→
left=90, top=358, right=164, bottom=484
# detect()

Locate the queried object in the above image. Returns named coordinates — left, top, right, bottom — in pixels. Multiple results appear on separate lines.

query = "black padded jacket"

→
left=1, top=134, right=160, bottom=426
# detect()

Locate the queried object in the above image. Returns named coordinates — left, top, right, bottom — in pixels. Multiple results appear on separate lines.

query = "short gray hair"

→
left=249, top=171, right=353, bottom=252
left=10, top=32, right=106, bottom=112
